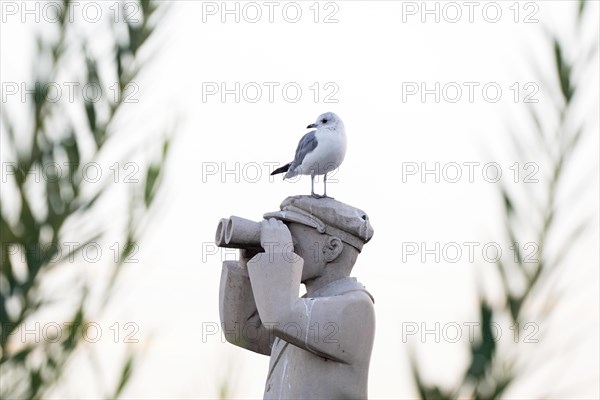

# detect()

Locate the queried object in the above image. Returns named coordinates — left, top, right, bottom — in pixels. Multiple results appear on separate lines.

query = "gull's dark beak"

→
left=307, top=123, right=317, bottom=129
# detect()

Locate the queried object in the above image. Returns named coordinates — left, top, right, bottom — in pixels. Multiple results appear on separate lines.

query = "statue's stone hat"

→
left=263, top=195, right=374, bottom=252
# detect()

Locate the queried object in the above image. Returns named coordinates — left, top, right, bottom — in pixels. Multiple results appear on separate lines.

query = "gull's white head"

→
left=307, top=112, right=343, bottom=131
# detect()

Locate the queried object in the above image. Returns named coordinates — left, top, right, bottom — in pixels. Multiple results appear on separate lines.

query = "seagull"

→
left=271, top=112, right=347, bottom=198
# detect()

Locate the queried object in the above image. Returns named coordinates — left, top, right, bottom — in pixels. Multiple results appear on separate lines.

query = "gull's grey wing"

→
left=291, top=130, right=318, bottom=167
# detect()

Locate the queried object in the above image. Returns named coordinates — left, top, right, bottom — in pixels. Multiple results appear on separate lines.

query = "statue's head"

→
left=264, top=195, right=374, bottom=282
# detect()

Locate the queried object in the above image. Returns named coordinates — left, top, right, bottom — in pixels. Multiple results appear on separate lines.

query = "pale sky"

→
left=1, top=1, right=599, bottom=399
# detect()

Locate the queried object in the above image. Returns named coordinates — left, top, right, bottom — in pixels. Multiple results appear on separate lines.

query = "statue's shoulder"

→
left=341, top=284, right=375, bottom=305
left=324, top=277, right=375, bottom=304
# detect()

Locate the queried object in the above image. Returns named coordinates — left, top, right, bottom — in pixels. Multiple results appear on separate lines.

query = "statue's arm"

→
left=247, top=253, right=375, bottom=364
left=219, top=260, right=273, bottom=355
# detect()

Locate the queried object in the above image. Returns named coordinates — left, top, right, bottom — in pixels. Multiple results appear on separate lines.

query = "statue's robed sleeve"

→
left=219, top=260, right=273, bottom=355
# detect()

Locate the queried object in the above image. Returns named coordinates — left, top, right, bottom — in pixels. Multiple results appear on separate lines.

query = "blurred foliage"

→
left=410, top=1, right=598, bottom=399
left=0, top=1, right=171, bottom=398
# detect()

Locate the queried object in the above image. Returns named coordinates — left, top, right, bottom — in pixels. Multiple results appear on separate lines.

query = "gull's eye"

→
left=321, top=118, right=328, bottom=124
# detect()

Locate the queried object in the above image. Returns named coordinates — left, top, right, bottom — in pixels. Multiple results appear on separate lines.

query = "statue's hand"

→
left=259, top=218, right=293, bottom=254
left=239, top=248, right=260, bottom=268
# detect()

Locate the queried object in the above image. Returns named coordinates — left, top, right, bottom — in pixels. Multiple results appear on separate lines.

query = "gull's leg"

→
left=311, top=173, right=316, bottom=197
left=322, top=173, right=333, bottom=199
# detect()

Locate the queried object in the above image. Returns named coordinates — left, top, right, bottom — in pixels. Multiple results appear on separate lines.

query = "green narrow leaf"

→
left=121, top=239, right=136, bottom=263
left=141, top=0, right=152, bottom=17
left=565, top=125, right=584, bottom=156
left=58, top=0, right=73, bottom=26
left=9, top=346, right=34, bottom=363
left=507, top=127, right=527, bottom=161
left=85, top=55, right=104, bottom=147
left=85, top=101, right=96, bottom=135
left=0, top=104, right=16, bottom=148
left=57, top=233, right=103, bottom=267
left=111, top=353, right=135, bottom=399
left=62, top=131, right=80, bottom=169
left=500, top=185, right=515, bottom=217
left=116, top=44, right=125, bottom=86
left=127, top=23, right=140, bottom=56
left=19, top=189, right=39, bottom=245
left=33, top=81, right=45, bottom=114
left=79, top=189, right=105, bottom=212
left=144, top=165, right=161, bottom=206
left=62, top=131, right=81, bottom=194
left=29, top=368, right=43, bottom=399
left=507, top=295, right=522, bottom=322
left=527, top=105, right=553, bottom=157
left=578, top=0, right=586, bottom=21
left=44, top=146, right=64, bottom=226
left=62, top=303, right=85, bottom=352
left=553, top=38, right=574, bottom=103
left=466, top=302, right=496, bottom=381
left=162, top=139, right=170, bottom=159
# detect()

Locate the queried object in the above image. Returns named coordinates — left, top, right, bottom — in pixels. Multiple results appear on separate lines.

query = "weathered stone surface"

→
left=218, top=196, right=375, bottom=399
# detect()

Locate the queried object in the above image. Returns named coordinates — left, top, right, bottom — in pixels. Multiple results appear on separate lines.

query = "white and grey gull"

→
left=271, top=112, right=347, bottom=198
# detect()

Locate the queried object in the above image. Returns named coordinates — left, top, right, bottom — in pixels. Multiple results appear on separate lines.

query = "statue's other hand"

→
left=239, top=248, right=260, bottom=268
left=259, top=218, right=293, bottom=254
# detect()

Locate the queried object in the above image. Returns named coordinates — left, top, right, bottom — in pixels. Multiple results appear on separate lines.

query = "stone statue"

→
left=216, top=195, right=375, bottom=399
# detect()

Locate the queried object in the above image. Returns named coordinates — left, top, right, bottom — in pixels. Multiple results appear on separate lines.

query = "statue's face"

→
left=287, top=222, right=328, bottom=283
